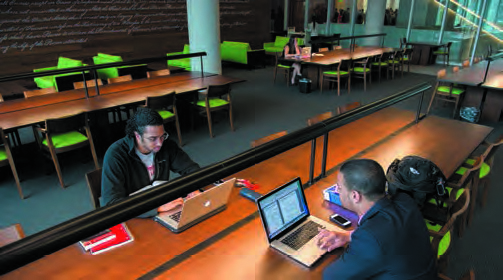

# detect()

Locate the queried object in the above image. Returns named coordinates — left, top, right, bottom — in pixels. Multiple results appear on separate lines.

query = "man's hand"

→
left=315, top=228, right=351, bottom=252
left=186, top=190, right=201, bottom=199
left=157, top=198, right=184, bottom=212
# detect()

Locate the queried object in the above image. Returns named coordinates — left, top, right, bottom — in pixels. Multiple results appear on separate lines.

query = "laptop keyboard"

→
left=169, top=211, right=182, bottom=222
left=281, top=220, right=325, bottom=250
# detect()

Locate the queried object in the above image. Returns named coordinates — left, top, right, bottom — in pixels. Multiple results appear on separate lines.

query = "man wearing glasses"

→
left=316, top=159, right=436, bottom=279
left=101, top=108, right=200, bottom=217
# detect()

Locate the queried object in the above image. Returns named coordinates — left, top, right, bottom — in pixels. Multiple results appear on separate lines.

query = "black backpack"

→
left=386, top=156, right=449, bottom=210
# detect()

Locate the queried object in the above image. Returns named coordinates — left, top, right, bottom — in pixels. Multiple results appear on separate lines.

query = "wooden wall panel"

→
left=0, top=0, right=271, bottom=76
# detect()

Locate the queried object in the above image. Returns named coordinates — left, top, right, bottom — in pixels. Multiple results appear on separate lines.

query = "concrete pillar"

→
left=364, top=0, right=386, bottom=45
left=349, top=0, right=358, bottom=36
left=187, top=0, right=221, bottom=75
left=304, top=0, right=310, bottom=31
left=325, top=0, right=334, bottom=35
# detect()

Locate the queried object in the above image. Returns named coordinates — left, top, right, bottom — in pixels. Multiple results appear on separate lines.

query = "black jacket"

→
left=101, top=136, right=200, bottom=215
left=323, top=192, right=437, bottom=279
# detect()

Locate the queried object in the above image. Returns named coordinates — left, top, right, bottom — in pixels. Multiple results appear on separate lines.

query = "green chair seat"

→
left=278, top=64, right=292, bottom=69
left=372, top=62, right=388, bottom=66
left=34, top=76, right=55, bottom=89
left=455, top=159, right=490, bottom=179
left=427, top=186, right=463, bottom=207
left=352, top=67, right=370, bottom=73
left=156, top=110, right=174, bottom=120
left=195, top=98, right=229, bottom=108
left=437, top=86, right=464, bottom=95
left=425, top=220, right=451, bottom=258
left=434, top=51, right=448, bottom=55
left=323, top=71, right=349, bottom=75
left=388, top=60, right=400, bottom=64
left=42, top=131, right=88, bottom=148
left=0, top=147, right=6, bottom=161
left=400, top=57, right=409, bottom=61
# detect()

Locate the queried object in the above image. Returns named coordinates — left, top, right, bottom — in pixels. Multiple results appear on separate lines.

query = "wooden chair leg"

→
left=348, top=75, right=351, bottom=94
left=228, top=104, right=234, bottom=131
left=337, top=76, right=340, bottom=96
left=320, top=75, right=324, bottom=94
left=363, top=73, right=366, bottom=91
left=206, top=107, right=213, bottom=138
left=4, top=141, right=23, bottom=199
left=453, top=96, right=460, bottom=119
left=85, top=125, right=100, bottom=170
left=48, top=147, right=65, bottom=188
left=426, top=85, right=439, bottom=115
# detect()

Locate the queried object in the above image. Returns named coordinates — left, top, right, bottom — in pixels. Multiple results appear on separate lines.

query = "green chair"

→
left=35, top=112, right=100, bottom=188
left=92, top=53, right=123, bottom=81
left=0, top=127, right=23, bottom=199
left=33, top=57, right=87, bottom=92
left=273, top=61, right=293, bottom=87
left=145, top=92, right=183, bottom=146
left=426, top=188, right=470, bottom=273
left=264, top=36, right=289, bottom=64
left=351, top=57, right=372, bottom=91
left=194, top=83, right=234, bottom=138
left=400, top=48, right=414, bottom=73
left=321, top=59, right=352, bottom=96
left=167, top=44, right=191, bottom=71
left=387, top=50, right=403, bottom=79
left=371, top=52, right=390, bottom=83
left=426, top=69, right=465, bottom=119
left=434, top=42, right=452, bottom=66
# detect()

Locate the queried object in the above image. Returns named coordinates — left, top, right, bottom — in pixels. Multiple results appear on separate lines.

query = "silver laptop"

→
left=257, top=177, right=343, bottom=267
left=155, top=178, right=236, bottom=233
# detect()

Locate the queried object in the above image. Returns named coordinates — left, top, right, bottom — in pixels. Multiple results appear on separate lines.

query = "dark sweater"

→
left=101, top=136, right=200, bottom=216
left=323, top=192, right=437, bottom=279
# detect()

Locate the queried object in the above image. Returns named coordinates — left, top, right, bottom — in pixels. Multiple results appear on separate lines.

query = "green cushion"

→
left=427, top=187, right=463, bottom=207
left=371, top=62, right=388, bottom=66
left=57, top=57, right=83, bottom=69
left=42, top=131, right=88, bottom=148
left=167, top=47, right=191, bottom=71
left=455, top=159, right=490, bottom=178
left=34, top=76, right=56, bottom=89
left=278, top=64, right=292, bottom=68
left=352, top=67, right=370, bottom=72
left=388, top=60, right=400, bottom=64
left=182, top=44, right=190, bottom=54
left=434, top=51, right=448, bottom=55
left=274, top=36, right=290, bottom=48
left=425, top=220, right=451, bottom=258
left=264, top=46, right=284, bottom=53
left=400, top=57, right=409, bottom=61
left=157, top=110, right=174, bottom=119
left=323, top=71, right=349, bottom=75
left=221, top=41, right=250, bottom=64
left=195, top=98, right=229, bottom=108
left=97, top=53, right=123, bottom=62
left=0, top=147, right=6, bottom=161
left=437, top=86, right=464, bottom=95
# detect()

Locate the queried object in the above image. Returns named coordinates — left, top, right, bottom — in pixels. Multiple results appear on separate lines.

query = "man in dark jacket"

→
left=101, top=108, right=200, bottom=217
left=317, top=159, right=437, bottom=279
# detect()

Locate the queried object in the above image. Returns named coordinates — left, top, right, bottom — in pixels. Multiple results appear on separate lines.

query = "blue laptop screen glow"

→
left=258, top=179, right=308, bottom=239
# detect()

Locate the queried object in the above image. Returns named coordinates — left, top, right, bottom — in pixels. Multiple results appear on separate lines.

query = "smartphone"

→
left=330, top=213, right=351, bottom=228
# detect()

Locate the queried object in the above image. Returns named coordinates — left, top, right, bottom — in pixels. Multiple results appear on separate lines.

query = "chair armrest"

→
left=263, top=42, right=275, bottom=48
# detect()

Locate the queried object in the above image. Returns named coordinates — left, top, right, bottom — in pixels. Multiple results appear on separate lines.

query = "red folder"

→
left=89, top=223, right=134, bottom=255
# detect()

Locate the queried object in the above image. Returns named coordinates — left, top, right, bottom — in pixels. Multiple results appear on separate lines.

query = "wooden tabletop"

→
left=155, top=115, right=493, bottom=280
left=284, top=47, right=396, bottom=66
left=438, top=61, right=488, bottom=86
left=0, top=72, right=213, bottom=115
left=481, top=60, right=503, bottom=90
left=3, top=109, right=492, bottom=279
left=0, top=74, right=244, bottom=130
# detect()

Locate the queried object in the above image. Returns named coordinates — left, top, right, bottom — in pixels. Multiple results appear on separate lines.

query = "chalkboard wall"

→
left=0, top=0, right=270, bottom=75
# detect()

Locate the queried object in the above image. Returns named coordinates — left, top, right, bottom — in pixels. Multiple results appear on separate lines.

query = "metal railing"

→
left=0, top=82, right=431, bottom=275
left=309, top=33, right=387, bottom=51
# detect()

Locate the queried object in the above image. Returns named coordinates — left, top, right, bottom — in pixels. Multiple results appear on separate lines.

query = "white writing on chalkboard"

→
left=0, top=0, right=254, bottom=54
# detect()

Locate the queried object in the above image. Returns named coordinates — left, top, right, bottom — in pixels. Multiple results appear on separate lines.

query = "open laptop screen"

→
left=257, top=178, right=309, bottom=240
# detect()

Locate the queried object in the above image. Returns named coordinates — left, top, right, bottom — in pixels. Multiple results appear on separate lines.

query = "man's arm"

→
left=167, top=140, right=200, bottom=176
left=322, top=228, right=383, bottom=280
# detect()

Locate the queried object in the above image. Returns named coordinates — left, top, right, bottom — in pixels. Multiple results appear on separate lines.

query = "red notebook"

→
left=79, top=229, right=116, bottom=251
left=89, top=223, right=134, bottom=255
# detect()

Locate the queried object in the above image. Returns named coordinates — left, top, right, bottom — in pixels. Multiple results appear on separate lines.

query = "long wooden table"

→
left=3, top=108, right=492, bottom=279
left=0, top=74, right=244, bottom=130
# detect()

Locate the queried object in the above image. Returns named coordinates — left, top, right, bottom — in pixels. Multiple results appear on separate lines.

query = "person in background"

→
left=316, top=159, right=437, bottom=279
left=101, top=108, right=200, bottom=217
left=280, top=36, right=302, bottom=85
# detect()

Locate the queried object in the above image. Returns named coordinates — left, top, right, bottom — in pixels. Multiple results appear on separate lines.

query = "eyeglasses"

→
left=144, top=132, right=168, bottom=142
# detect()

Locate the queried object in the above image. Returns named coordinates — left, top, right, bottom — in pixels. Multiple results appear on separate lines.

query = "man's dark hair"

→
left=125, top=107, right=164, bottom=137
left=339, top=159, right=386, bottom=201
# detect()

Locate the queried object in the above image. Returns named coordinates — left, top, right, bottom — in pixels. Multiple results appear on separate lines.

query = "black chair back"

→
left=206, top=83, right=232, bottom=99
left=45, top=112, right=87, bottom=134
left=85, top=168, right=102, bottom=209
left=146, top=91, right=176, bottom=110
